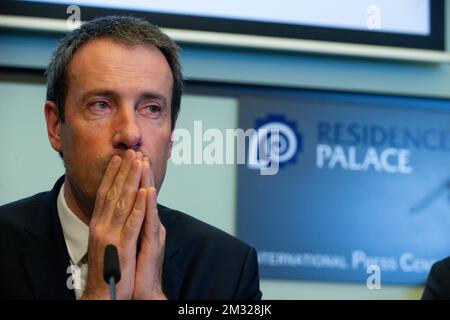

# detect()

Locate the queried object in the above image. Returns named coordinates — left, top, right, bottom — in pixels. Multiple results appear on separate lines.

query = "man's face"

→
left=52, top=38, right=174, bottom=205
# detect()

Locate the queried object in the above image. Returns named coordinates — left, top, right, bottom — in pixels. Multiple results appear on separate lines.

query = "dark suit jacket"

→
left=422, top=257, right=450, bottom=300
left=0, top=176, right=262, bottom=300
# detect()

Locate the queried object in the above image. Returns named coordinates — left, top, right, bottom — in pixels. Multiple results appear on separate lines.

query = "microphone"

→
left=103, top=244, right=121, bottom=300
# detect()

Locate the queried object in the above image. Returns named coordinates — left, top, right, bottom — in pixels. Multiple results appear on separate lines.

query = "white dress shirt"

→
left=57, top=183, right=89, bottom=300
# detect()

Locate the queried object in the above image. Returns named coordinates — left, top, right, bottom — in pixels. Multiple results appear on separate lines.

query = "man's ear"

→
left=44, top=101, right=62, bottom=153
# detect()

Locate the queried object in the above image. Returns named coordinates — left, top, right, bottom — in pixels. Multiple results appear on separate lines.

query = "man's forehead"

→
left=66, top=37, right=173, bottom=95
left=69, top=37, right=168, bottom=71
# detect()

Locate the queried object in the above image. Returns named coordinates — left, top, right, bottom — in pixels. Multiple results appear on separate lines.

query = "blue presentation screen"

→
left=237, top=89, right=450, bottom=285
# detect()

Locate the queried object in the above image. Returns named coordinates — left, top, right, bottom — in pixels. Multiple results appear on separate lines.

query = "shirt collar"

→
left=57, top=183, right=89, bottom=265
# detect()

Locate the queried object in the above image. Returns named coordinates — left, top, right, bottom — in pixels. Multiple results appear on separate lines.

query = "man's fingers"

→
left=140, top=157, right=150, bottom=188
left=92, top=155, right=122, bottom=221
left=101, top=149, right=135, bottom=215
left=132, top=186, right=166, bottom=300
left=110, top=157, right=143, bottom=228
left=138, top=187, right=164, bottom=260
left=140, top=156, right=155, bottom=188
left=145, top=187, right=160, bottom=235
left=123, top=188, right=147, bottom=244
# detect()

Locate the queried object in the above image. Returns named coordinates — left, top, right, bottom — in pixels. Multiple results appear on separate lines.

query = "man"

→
left=422, top=257, right=450, bottom=299
left=0, top=16, right=261, bottom=300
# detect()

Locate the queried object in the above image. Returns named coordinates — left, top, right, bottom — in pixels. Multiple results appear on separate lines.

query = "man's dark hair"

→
left=46, top=15, right=183, bottom=130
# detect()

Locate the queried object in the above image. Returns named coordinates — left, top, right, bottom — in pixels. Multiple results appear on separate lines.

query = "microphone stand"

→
left=103, top=244, right=121, bottom=300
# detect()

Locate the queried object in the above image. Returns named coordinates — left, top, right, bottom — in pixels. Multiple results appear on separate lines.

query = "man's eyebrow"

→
left=79, top=90, right=119, bottom=103
left=139, top=92, right=168, bottom=106
left=79, top=90, right=168, bottom=106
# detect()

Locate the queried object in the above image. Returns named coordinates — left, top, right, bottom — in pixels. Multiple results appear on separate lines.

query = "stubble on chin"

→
left=66, top=154, right=112, bottom=208
left=89, top=155, right=114, bottom=197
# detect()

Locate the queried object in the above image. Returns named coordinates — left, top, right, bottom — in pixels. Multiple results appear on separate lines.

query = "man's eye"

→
left=145, top=105, right=161, bottom=113
left=93, top=101, right=110, bottom=110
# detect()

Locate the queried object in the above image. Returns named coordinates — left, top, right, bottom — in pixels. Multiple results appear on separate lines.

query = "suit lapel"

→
left=21, top=176, right=75, bottom=300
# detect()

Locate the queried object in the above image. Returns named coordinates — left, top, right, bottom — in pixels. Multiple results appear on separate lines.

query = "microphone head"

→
left=103, top=244, right=121, bottom=284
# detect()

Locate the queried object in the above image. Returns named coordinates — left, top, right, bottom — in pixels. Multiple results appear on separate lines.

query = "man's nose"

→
left=112, top=107, right=142, bottom=151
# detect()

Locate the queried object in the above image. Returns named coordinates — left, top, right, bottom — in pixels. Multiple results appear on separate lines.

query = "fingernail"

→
left=111, top=155, right=120, bottom=166
left=125, top=149, right=134, bottom=160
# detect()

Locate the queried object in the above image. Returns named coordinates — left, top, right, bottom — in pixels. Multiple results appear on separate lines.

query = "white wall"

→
left=0, top=82, right=64, bottom=203
left=158, top=95, right=238, bottom=236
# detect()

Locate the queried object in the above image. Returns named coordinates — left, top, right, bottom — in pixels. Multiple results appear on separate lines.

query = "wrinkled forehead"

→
left=66, top=37, right=174, bottom=101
